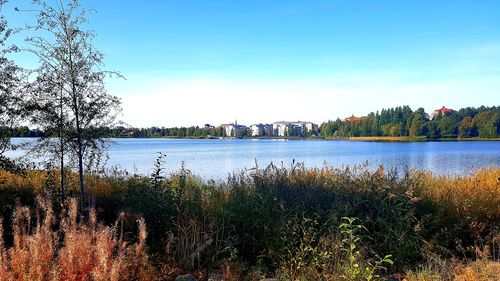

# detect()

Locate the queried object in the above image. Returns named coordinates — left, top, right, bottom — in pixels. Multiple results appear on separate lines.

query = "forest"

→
left=320, top=105, right=500, bottom=139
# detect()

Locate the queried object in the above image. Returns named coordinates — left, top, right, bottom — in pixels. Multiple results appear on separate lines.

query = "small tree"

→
left=24, top=0, right=122, bottom=211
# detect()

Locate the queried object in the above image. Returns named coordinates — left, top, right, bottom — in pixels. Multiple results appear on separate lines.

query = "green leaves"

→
left=338, top=217, right=394, bottom=281
left=383, top=255, right=394, bottom=265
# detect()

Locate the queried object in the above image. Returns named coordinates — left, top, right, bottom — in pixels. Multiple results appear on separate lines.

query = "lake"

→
left=9, top=138, right=500, bottom=180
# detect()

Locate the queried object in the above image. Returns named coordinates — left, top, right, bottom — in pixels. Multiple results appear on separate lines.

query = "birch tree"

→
left=25, top=0, right=122, bottom=211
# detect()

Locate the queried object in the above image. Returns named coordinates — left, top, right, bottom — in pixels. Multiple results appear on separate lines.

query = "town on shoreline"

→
left=9, top=104, right=500, bottom=141
left=114, top=105, right=500, bottom=141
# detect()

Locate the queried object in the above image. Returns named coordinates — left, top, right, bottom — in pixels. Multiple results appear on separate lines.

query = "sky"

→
left=3, top=0, right=500, bottom=127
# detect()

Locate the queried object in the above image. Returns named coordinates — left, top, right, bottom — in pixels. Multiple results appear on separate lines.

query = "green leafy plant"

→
left=279, top=214, right=332, bottom=279
left=339, top=217, right=365, bottom=280
left=340, top=217, right=393, bottom=281
left=150, top=152, right=167, bottom=190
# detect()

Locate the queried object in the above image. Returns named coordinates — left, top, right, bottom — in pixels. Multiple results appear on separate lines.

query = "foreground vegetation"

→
left=0, top=164, right=499, bottom=280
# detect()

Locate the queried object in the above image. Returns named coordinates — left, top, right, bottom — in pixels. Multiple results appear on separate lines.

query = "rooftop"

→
left=433, top=106, right=453, bottom=114
left=346, top=115, right=360, bottom=122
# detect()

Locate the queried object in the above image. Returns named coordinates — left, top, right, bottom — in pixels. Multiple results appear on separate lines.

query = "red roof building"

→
left=345, top=114, right=360, bottom=122
left=432, top=106, right=453, bottom=116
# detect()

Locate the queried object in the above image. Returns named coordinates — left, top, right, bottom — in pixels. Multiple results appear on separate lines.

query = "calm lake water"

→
left=9, top=138, right=500, bottom=180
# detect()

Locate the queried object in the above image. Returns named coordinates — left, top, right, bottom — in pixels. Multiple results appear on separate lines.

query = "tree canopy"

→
left=320, top=106, right=500, bottom=139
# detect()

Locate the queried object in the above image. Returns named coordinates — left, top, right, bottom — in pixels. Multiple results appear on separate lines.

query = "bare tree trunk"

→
left=59, top=83, right=65, bottom=202
left=70, top=70, right=85, bottom=212
left=77, top=142, right=84, bottom=212
left=73, top=91, right=85, bottom=213
left=60, top=142, right=64, bottom=199
left=67, top=24, right=86, bottom=213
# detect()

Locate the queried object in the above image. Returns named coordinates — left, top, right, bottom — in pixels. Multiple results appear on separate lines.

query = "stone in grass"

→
left=175, top=274, right=198, bottom=281
left=208, top=273, right=224, bottom=281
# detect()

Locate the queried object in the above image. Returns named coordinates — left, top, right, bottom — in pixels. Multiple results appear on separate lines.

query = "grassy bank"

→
left=0, top=164, right=499, bottom=280
left=328, top=136, right=500, bottom=142
left=437, top=137, right=500, bottom=141
left=331, top=136, right=428, bottom=142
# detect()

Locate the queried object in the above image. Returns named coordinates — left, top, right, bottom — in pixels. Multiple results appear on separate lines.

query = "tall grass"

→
left=0, top=197, right=152, bottom=280
left=415, top=169, right=500, bottom=259
left=0, top=163, right=499, bottom=279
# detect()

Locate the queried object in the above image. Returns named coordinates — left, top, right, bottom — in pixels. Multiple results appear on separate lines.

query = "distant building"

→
left=220, top=123, right=234, bottom=137
left=432, top=106, right=453, bottom=118
left=250, top=124, right=273, bottom=137
left=263, top=124, right=274, bottom=136
left=272, top=121, right=318, bottom=137
left=220, top=121, right=247, bottom=138
left=302, top=122, right=319, bottom=133
left=204, top=124, right=215, bottom=130
left=345, top=115, right=360, bottom=122
left=273, top=122, right=289, bottom=137
left=250, top=124, right=262, bottom=136
left=249, top=124, right=263, bottom=136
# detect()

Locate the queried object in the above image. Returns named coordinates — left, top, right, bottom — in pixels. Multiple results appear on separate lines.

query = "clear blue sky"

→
left=4, top=0, right=500, bottom=126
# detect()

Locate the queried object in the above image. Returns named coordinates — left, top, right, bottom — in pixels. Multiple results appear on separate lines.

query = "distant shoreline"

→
left=333, top=136, right=500, bottom=142
left=12, top=136, right=500, bottom=142
left=126, top=135, right=500, bottom=142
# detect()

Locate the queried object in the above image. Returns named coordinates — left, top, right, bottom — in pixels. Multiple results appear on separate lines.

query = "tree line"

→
left=112, top=126, right=227, bottom=138
left=9, top=104, right=500, bottom=140
left=8, top=125, right=245, bottom=138
left=320, top=105, right=500, bottom=139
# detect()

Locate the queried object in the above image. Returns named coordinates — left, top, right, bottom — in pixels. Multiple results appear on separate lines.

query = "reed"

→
left=0, top=197, right=153, bottom=281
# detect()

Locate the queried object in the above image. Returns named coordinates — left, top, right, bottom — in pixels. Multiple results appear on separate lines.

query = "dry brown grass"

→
left=0, top=170, right=47, bottom=191
left=333, top=136, right=428, bottom=142
left=418, top=168, right=500, bottom=217
left=406, top=259, right=499, bottom=281
left=417, top=168, right=500, bottom=243
left=0, top=197, right=153, bottom=281
left=0, top=170, right=111, bottom=197
left=453, top=260, right=500, bottom=281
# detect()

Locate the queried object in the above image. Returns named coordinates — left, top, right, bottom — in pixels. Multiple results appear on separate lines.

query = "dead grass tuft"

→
left=0, top=197, right=154, bottom=280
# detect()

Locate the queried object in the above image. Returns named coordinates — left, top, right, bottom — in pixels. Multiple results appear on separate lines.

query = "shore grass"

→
left=329, top=136, right=500, bottom=142
left=0, top=164, right=499, bottom=280
left=332, top=136, right=428, bottom=142
left=438, top=137, right=500, bottom=141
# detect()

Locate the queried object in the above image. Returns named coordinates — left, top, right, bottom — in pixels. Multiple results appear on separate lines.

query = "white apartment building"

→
left=250, top=124, right=263, bottom=136
left=220, top=121, right=247, bottom=138
left=272, top=121, right=318, bottom=137
left=250, top=124, right=273, bottom=136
